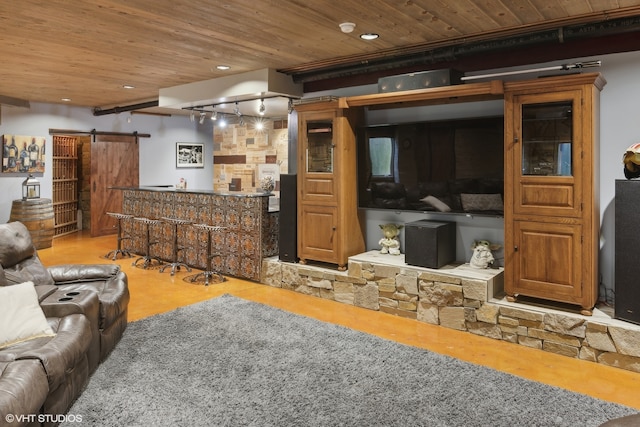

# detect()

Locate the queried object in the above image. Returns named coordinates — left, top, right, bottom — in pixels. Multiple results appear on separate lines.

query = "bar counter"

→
left=118, top=187, right=278, bottom=281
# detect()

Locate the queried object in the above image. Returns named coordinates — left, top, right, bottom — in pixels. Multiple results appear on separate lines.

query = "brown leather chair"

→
left=0, top=221, right=130, bottom=368
left=0, top=359, right=49, bottom=427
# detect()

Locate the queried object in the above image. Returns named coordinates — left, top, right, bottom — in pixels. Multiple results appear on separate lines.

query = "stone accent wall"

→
left=261, top=255, right=640, bottom=374
left=213, top=120, right=288, bottom=197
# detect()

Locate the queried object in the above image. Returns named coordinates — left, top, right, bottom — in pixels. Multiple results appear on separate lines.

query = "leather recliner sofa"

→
left=0, top=221, right=130, bottom=426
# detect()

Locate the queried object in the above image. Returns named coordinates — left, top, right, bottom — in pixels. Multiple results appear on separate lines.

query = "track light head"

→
left=259, top=99, right=265, bottom=116
left=199, top=112, right=206, bottom=124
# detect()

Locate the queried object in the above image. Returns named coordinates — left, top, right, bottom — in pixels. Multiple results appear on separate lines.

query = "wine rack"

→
left=52, top=135, right=79, bottom=236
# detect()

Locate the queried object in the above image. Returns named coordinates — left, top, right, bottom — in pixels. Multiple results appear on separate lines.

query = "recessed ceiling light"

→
left=61, top=98, right=71, bottom=102
left=360, top=33, right=379, bottom=40
left=216, top=65, right=231, bottom=71
left=122, top=84, right=135, bottom=89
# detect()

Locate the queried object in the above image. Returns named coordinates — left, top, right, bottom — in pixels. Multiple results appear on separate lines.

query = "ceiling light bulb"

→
left=339, top=22, right=356, bottom=33
left=360, top=33, right=379, bottom=40
left=218, top=116, right=227, bottom=128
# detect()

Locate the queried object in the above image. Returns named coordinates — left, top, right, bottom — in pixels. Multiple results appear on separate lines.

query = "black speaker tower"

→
left=614, top=179, right=640, bottom=325
left=279, top=174, right=298, bottom=262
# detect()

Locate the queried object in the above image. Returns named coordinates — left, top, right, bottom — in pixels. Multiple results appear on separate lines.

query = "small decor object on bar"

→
left=622, top=142, right=640, bottom=179
left=378, top=223, right=403, bottom=255
left=22, top=174, right=40, bottom=200
left=259, top=175, right=275, bottom=193
left=176, top=177, right=187, bottom=189
left=469, top=240, right=501, bottom=269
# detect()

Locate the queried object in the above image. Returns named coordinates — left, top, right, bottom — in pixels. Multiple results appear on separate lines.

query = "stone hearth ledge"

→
left=261, top=250, right=640, bottom=374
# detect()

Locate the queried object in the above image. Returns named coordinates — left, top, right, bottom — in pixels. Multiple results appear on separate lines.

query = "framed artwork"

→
left=176, top=142, right=204, bottom=168
left=2, top=135, right=46, bottom=173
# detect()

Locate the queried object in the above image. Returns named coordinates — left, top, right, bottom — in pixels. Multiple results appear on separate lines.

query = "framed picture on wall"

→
left=2, top=135, right=47, bottom=174
left=176, top=142, right=204, bottom=168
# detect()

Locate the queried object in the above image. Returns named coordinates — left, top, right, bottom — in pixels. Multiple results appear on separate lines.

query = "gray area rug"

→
left=62, top=294, right=637, bottom=427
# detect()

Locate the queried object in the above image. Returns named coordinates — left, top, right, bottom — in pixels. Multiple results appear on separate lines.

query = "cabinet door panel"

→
left=301, top=176, right=335, bottom=202
left=520, top=181, right=575, bottom=210
left=298, top=204, right=337, bottom=263
left=511, top=220, right=582, bottom=302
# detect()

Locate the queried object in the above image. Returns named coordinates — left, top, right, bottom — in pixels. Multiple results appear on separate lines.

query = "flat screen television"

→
left=357, top=116, right=505, bottom=216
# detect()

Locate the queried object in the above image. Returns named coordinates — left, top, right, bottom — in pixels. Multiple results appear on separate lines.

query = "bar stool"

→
left=132, top=217, right=163, bottom=269
left=103, top=212, right=134, bottom=260
left=189, top=223, right=227, bottom=285
left=159, top=217, right=192, bottom=275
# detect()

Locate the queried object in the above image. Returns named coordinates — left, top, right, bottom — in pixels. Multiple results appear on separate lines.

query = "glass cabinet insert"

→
left=306, top=121, right=333, bottom=173
left=521, top=101, right=573, bottom=176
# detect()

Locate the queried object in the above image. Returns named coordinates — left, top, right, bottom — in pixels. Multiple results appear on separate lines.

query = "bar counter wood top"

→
left=116, top=187, right=278, bottom=281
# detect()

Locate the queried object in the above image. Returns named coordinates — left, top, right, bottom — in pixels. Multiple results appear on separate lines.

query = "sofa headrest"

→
left=0, top=222, right=37, bottom=268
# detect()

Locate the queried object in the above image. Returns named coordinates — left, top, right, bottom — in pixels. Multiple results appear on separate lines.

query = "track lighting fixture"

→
left=218, top=115, right=227, bottom=128
left=184, top=95, right=300, bottom=121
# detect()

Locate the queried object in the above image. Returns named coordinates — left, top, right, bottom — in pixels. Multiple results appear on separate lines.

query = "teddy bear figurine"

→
left=378, top=223, right=403, bottom=255
left=469, top=240, right=502, bottom=269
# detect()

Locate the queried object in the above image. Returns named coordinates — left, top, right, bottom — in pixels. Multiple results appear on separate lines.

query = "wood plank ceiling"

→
left=1, top=0, right=640, bottom=111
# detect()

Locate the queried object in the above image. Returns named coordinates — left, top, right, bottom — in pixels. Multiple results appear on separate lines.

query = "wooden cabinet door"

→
left=512, top=220, right=583, bottom=303
left=298, top=204, right=338, bottom=263
left=299, top=110, right=337, bottom=204
left=511, top=90, right=583, bottom=218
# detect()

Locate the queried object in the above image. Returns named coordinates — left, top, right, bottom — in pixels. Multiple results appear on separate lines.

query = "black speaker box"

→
left=404, top=220, right=456, bottom=269
left=614, top=179, right=640, bottom=324
left=279, top=174, right=297, bottom=262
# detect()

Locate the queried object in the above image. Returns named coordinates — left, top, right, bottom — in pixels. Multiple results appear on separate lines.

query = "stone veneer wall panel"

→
left=261, top=253, right=640, bottom=374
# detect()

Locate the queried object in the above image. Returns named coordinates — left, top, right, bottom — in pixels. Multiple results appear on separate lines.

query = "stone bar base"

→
left=262, top=250, right=640, bottom=374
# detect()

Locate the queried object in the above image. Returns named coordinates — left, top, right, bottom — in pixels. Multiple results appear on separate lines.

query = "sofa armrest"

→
left=47, top=264, right=121, bottom=284
left=17, top=314, right=91, bottom=390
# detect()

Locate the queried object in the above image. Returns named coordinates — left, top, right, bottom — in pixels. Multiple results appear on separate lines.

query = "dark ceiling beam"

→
left=93, top=100, right=159, bottom=116
left=297, top=16, right=640, bottom=93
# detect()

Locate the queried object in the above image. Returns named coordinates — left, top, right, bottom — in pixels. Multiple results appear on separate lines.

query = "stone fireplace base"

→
left=261, top=251, right=640, bottom=374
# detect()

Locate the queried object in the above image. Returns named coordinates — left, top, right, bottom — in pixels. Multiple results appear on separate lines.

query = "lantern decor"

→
left=22, top=174, right=40, bottom=200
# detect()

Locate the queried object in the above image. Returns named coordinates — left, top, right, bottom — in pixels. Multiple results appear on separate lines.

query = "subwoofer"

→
left=279, top=174, right=297, bottom=262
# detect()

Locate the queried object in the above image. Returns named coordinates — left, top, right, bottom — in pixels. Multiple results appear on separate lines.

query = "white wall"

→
left=0, top=103, right=213, bottom=222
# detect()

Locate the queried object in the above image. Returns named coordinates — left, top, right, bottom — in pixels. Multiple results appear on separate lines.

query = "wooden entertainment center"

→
left=295, top=73, right=605, bottom=314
